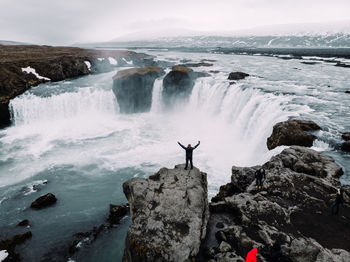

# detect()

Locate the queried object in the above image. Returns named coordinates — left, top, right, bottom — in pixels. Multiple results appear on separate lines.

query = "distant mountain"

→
left=0, top=40, right=31, bottom=45
left=80, top=34, right=350, bottom=49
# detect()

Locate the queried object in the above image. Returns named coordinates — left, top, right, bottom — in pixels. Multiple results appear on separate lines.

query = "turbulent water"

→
left=0, top=49, right=349, bottom=262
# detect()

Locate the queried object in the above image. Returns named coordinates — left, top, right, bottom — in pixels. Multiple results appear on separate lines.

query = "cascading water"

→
left=10, top=88, right=119, bottom=125
left=150, top=78, right=164, bottom=113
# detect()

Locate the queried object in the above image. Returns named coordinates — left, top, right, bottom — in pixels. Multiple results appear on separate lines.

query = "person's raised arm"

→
left=194, top=140, right=200, bottom=149
left=178, top=141, right=186, bottom=149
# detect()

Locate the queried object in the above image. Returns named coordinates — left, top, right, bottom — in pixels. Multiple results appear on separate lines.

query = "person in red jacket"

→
left=246, top=248, right=258, bottom=262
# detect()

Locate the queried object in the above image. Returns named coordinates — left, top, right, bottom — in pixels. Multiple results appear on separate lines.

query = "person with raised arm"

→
left=177, top=141, right=200, bottom=170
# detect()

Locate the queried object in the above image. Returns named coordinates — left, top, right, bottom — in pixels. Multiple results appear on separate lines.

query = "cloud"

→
left=0, top=0, right=350, bottom=45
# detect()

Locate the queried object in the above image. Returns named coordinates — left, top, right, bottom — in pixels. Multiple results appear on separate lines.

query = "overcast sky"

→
left=1, top=0, right=350, bottom=45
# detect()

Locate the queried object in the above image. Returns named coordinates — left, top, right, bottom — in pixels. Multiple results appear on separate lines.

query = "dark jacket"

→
left=255, top=168, right=266, bottom=180
left=335, top=191, right=344, bottom=205
left=178, top=142, right=200, bottom=158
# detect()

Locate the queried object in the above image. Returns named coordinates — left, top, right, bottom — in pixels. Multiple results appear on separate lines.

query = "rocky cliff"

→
left=0, top=45, right=151, bottom=126
left=206, top=146, right=350, bottom=261
left=122, top=165, right=209, bottom=262
left=112, top=66, right=164, bottom=113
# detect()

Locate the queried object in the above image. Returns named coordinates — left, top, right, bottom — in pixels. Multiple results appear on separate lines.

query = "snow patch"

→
left=108, top=57, right=118, bottom=65
left=84, top=61, right=91, bottom=70
left=0, top=250, right=8, bottom=262
left=21, top=66, right=50, bottom=81
left=122, top=58, right=133, bottom=65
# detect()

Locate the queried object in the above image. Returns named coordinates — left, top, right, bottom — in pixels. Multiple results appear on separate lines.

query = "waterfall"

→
left=150, top=78, right=164, bottom=113
left=10, top=88, right=119, bottom=125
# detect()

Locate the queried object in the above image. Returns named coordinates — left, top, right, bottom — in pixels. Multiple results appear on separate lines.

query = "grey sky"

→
left=1, top=0, right=350, bottom=45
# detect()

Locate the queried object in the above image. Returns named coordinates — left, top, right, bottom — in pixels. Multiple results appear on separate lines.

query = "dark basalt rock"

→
left=267, top=119, right=321, bottom=150
left=342, top=132, right=350, bottom=141
left=107, top=204, right=128, bottom=225
left=335, top=62, right=350, bottom=68
left=345, top=90, right=350, bottom=94
left=227, top=72, right=249, bottom=80
left=162, top=66, right=196, bottom=107
left=17, top=219, right=30, bottom=227
left=30, top=193, right=57, bottom=209
left=181, top=62, right=213, bottom=67
left=112, top=66, right=165, bottom=113
left=206, top=146, right=350, bottom=261
left=0, top=231, right=32, bottom=262
left=341, top=141, right=350, bottom=152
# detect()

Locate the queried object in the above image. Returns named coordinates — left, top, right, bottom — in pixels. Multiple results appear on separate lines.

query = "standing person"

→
left=331, top=188, right=344, bottom=215
left=246, top=248, right=258, bottom=262
left=177, top=141, right=200, bottom=170
left=255, top=167, right=266, bottom=189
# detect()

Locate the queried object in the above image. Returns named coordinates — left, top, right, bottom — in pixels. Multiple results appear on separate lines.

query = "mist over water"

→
left=0, top=50, right=349, bottom=261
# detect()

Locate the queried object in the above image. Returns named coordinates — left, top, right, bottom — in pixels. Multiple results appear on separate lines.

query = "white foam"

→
left=0, top=250, right=8, bottom=262
left=84, top=61, right=91, bottom=70
left=108, top=57, right=118, bottom=65
left=21, top=66, right=50, bottom=81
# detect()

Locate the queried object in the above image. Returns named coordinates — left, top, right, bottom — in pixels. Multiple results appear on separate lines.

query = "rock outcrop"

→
left=227, top=72, right=249, bottom=81
left=341, top=132, right=350, bottom=152
left=108, top=204, right=128, bottom=225
left=0, top=45, right=151, bottom=126
left=205, top=146, right=350, bottom=261
left=162, top=66, right=196, bottom=107
left=267, top=119, right=321, bottom=150
left=0, top=231, right=32, bottom=262
left=112, top=66, right=165, bottom=113
left=123, top=165, right=209, bottom=262
left=30, top=193, right=57, bottom=209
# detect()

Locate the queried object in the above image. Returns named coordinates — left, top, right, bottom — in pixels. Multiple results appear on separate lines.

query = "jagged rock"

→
left=207, top=146, right=350, bottom=261
left=112, top=66, right=164, bottom=113
left=227, top=72, right=249, bottom=80
left=267, top=119, right=321, bottom=150
left=108, top=204, right=128, bottom=225
left=162, top=66, right=195, bottom=107
left=30, top=193, right=57, bottom=209
left=342, top=132, right=350, bottom=141
left=123, top=164, right=209, bottom=262
left=341, top=141, right=350, bottom=152
left=17, top=219, right=30, bottom=227
left=0, top=231, right=32, bottom=262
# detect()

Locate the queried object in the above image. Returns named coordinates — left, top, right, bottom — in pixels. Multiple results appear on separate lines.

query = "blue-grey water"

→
left=0, top=49, right=349, bottom=262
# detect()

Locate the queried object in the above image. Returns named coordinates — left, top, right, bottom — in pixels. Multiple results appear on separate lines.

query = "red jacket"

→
left=246, top=248, right=258, bottom=262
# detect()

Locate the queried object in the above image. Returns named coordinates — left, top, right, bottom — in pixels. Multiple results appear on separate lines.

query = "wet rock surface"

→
left=341, top=132, right=350, bottom=152
left=0, top=231, right=32, bottom=262
left=0, top=45, right=150, bottom=126
left=30, top=193, right=57, bottom=209
left=267, top=119, right=321, bottom=150
left=205, top=146, right=350, bottom=261
left=123, top=164, right=209, bottom=262
left=108, top=204, right=128, bottom=225
left=112, top=66, right=164, bottom=113
left=162, top=65, right=196, bottom=107
left=227, top=72, right=249, bottom=80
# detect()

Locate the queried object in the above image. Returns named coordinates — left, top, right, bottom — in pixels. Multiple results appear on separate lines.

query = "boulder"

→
left=342, top=132, right=350, bottom=141
left=267, top=119, right=321, bottom=150
left=341, top=141, right=350, bottom=152
left=17, top=219, right=30, bottom=227
left=162, top=66, right=195, bottom=107
left=123, top=165, right=209, bottom=262
left=30, top=193, right=57, bottom=209
left=206, top=146, right=350, bottom=261
left=112, top=66, right=164, bottom=113
left=0, top=231, right=32, bottom=262
left=345, top=90, right=350, bottom=94
left=108, top=204, right=128, bottom=225
left=227, top=72, right=249, bottom=81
